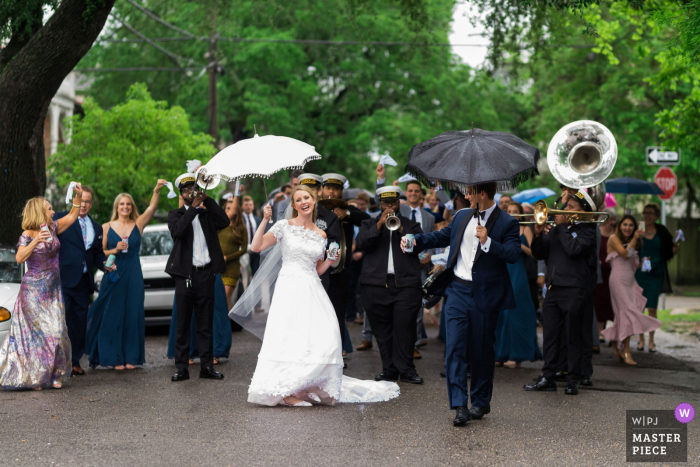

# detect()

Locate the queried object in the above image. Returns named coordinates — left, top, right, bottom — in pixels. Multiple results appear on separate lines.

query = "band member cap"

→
left=573, top=190, right=596, bottom=212
left=175, top=173, right=196, bottom=190
left=298, top=173, right=323, bottom=186
left=376, top=186, right=401, bottom=200
left=322, top=173, right=347, bottom=187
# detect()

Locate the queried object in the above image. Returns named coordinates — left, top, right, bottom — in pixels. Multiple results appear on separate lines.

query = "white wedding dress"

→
left=247, top=220, right=400, bottom=406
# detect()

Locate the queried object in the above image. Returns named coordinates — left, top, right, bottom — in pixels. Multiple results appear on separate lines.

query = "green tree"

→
left=50, top=83, right=216, bottom=222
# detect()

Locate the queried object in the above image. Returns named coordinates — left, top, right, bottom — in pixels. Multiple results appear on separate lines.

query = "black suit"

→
left=243, top=213, right=263, bottom=275
left=166, top=197, right=230, bottom=371
left=532, top=222, right=596, bottom=384
left=55, top=212, right=107, bottom=367
left=328, top=205, right=370, bottom=347
left=356, top=214, right=423, bottom=375
left=314, top=205, right=341, bottom=291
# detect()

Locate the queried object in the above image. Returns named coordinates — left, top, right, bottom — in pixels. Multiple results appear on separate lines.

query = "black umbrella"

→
left=405, top=129, right=540, bottom=193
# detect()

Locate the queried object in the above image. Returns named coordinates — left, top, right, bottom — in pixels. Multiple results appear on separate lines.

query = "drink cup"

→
left=329, top=242, right=340, bottom=260
left=122, top=236, right=129, bottom=253
left=403, top=234, right=415, bottom=253
left=105, top=254, right=117, bottom=269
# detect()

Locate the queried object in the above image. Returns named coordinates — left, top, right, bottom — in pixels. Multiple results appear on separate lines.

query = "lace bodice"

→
left=271, top=220, right=327, bottom=278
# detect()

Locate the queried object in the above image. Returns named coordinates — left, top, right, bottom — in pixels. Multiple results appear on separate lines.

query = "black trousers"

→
left=361, top=280, right=422, bottom=376
left=329, top=270, right=351, bottom=348
left=62, top=273, right=92, bottom=367
left=556, top=274, right=597, bottom=377
left=542, top=286, right=587, bottom=384
left=174, top=265, right=215, bottom=371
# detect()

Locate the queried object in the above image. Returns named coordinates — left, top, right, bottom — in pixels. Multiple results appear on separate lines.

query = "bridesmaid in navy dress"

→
left=494, top=202, right=543, bottom=368
left=86, top=180, right=167, bottom=370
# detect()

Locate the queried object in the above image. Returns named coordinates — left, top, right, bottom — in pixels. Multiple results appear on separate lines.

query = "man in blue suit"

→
left=402, top=182, right=520, bottom=426
left=55, top=186, right=113, bottom=376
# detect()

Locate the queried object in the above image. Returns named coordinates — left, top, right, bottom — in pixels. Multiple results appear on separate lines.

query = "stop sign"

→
left=654, top=167, right=677, bottom=201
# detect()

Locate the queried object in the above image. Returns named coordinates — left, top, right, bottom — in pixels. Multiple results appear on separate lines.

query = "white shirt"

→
left=454, top=203, right=495, bottom=281
left=184, top=205, right=211, bottom=267
left=244, top=213, right=257, bottom=245
left=408, top=205, right=424, bottom=229
left=78, top=216, right=95, bottom=273
left=387, top=231, right=395, bottom=274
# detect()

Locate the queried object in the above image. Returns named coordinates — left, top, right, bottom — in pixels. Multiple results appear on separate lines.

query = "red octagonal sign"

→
left=654, top=167, right=677, bottom=201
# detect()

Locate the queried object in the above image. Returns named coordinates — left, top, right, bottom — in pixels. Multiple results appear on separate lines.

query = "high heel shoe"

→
left=648, top=343, right=656, bottom=353
left=503, top=361, right=520, bottom=369
left=637, top=341, right=645, bottom=351
left=307, top=393, right=322, bottom=403
left=621, top=352, right=637, bottom=366
left=280, top=400, right=313, bottom=407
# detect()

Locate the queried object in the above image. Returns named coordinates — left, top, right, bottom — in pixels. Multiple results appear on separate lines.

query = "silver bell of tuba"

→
left=385, top=212, right=401, bottom=231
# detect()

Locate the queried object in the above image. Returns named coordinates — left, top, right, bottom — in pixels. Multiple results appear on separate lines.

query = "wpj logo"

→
left=626, top=410, right=687, bottom=462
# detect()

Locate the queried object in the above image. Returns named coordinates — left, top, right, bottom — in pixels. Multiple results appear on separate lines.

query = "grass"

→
left=654, top=309, right=700, bottom=334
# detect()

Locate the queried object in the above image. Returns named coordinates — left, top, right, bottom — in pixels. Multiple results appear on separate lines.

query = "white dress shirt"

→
left=244, top=213, right=257, bottom=245
left=454, top=203, right=496, bottom=281
left=78, top=216, right=95, bottom=273
left=387, top=231, right=395, bottom=274
left=408, top=205, right=424, bottom=229
left=184, top=205, right=211, bottom=267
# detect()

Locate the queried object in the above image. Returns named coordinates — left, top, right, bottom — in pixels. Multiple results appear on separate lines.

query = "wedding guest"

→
left=86, top=180, right=167, bottom=370
left=498, top=194, right=513, bottom=211
left=220, top=197, right=248, bottom=306
left=595, top=210, right=617, bottom=339
left=635, top=203, right=678, bottom=352
left=241, top=195, right=262, bottom=275
left=426, top=193, right=447, bottom=224
left=0, top=186, right=86, bottom=389
left=55, top=186, right=109, bottom=376
left=494, top=202, right=542, bottom=368
left=602, top=215, right=660, bottom=365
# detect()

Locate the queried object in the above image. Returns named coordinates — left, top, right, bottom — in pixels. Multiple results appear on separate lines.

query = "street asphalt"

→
left=0, top=322, right=698, bottom=466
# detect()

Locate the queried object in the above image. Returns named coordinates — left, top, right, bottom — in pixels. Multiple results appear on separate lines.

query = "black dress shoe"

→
left=453, top=407, right=470, bottom=426
left=400, top=371, right=424, bottom=384
left=554, top=371, right=568, bottom=382
left=171, top=369, right=189, bottom=382
left=374, top=371, right=399, bottom=382
left=523, top=374, right=557, bottom=392
left=565, top=382, right=579, bottom=395
left=580, top=375, right=593, bottom=387
left=199, top=367, right=224, bottom=380
left=469, top=406, right=490, bottom=420
left=440, top=371, right=446, bottom=378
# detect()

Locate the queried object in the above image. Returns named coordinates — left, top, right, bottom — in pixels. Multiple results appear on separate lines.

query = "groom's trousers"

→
left=174, top=264, right=215, bottom=371
left=443, top=281, right=500, bottom=410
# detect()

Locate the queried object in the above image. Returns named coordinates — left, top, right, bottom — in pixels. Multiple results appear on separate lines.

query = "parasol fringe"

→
left=214, top=155, right=321, bottom=182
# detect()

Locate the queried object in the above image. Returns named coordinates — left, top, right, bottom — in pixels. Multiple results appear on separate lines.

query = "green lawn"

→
left=655, top=309, right=700, bottom=334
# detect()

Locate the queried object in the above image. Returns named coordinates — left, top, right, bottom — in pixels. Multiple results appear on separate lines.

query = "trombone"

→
left=513, top=200, right=610, bottom=225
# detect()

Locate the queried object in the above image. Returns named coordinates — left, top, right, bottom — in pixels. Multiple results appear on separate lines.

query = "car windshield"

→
left=0, top=247, right=22, bottom=283
left=140, top=230, right=173, bottom=256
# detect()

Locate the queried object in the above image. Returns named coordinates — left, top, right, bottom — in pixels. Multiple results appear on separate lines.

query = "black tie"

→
left=474, top=210, right=486, bottom=220
left=411, top=209, right=417, bottom=221
left=247, top=215, right=254, bottom=240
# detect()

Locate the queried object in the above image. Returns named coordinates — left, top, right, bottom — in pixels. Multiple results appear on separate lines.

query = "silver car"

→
left=0, top=247, right=22, bottom=345
left=94, top=223, right=174, bottom=326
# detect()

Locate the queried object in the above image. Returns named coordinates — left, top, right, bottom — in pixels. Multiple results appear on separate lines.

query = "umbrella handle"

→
left=263, top=178, right=272, bottom=224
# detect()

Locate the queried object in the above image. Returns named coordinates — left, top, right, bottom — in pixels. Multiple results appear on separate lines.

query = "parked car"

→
left=0, top=246, right=23, bottom=345
left=94, top=224, right=174, bottom=326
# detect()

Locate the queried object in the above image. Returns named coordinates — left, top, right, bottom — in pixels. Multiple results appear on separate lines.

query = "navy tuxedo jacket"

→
left=54, top=212, right=107, bottom=292
left=414, top=206, right=521, bottom=313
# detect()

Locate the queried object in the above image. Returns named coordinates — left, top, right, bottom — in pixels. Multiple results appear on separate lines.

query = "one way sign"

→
left=647, top=147, right=680, bottom=165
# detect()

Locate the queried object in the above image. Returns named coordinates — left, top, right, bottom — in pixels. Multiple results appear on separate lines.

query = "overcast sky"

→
left=449, top=2, right=489, bottom=69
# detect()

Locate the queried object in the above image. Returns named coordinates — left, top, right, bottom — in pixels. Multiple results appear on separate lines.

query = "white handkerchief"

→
left=379, top=154, right=398, bottom=167
left=675, top=230, right=685, bottom=242
left=234, top=180, right=241, bottom=197
left=65, top=182, right=78, bottom=204
left=186, top=159, right=202, bottom=173
left=641, top=257, right=652, bottom=272
left=398, top=173, right=417, bottom=183
left=221, top=192, right=234, bottom=201
left=344, top=179, right=350, bottom=189
left=164, top=182, right=177, bottom=199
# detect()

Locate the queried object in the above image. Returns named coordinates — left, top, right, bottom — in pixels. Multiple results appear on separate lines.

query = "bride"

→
left=242, top=185, right=400, bottom=407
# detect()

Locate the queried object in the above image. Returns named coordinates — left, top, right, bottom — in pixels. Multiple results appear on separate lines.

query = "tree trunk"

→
left=0, top=0, right=116, bottom=245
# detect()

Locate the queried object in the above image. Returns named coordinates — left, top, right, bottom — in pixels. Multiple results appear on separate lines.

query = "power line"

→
left=124, top=0, right=196, bottom=38
left=76, top=67, right=202, bottom=72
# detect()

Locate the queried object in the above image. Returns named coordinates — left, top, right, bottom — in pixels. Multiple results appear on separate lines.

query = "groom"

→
left=402, top=182, right=520, bottom=426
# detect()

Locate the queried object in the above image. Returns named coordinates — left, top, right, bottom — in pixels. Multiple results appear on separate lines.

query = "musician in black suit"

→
left=524, top=190, right=597, bottom=396
left=322, top=173, right=371, bottom=351
left=356, top=186, right=424, bottom=384
left=55, top=186, right=114, bottom=376
left=167, top=173, right=230, bottom=382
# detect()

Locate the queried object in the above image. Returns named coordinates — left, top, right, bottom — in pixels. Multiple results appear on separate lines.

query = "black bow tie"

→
left=474, top=210, right=486, bottom=220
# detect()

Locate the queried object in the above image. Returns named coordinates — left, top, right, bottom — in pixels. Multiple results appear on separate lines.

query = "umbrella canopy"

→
left=405, top=129, right=540, bottom=192
left=605, top=177, right=664, bottom=195
left=202, top=134, right=321, bottom=181
left=512, top=187, right=556, bottom=204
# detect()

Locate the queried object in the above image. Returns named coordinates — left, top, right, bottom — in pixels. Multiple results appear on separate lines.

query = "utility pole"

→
left=207, top=1, right=218, bottom=145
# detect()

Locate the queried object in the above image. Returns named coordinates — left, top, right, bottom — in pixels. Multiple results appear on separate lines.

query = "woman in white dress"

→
left=245, top=185, right=400, bottom=407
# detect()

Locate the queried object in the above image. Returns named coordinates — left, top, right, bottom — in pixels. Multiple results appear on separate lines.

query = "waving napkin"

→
left=65, top=182, right=78, bottom=204
left=379, top=154, right=398, bottom=167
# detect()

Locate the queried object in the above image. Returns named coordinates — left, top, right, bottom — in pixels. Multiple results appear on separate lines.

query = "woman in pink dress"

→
left=601, top=214, right=660, bottom=365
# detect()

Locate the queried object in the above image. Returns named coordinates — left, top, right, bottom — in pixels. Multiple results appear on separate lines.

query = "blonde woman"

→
left=0, top=185, right=85, bottom=389
left=86, top=180, right=167, bottom=370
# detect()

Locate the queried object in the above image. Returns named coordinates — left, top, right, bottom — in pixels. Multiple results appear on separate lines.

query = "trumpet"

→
left=189, top=166, right=221, bottom=199
left=512, top=200, right=610, bottom=225
left=386, top=212, right=401, bottom=231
